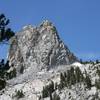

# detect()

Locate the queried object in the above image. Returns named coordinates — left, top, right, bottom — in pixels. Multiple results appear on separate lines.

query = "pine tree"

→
left=42, top=81, right=55, bottom=98
left=69, top=67, right=76, bottom=85
left=49, top=81, right=55, bottom=93
left=0, top=13, right=14, bottom=91
left=75, top=67, right=83, bottom=83
left=60, top=73, right=65, bottom=89
left=64, top=72, right=67, bottom=78
left=96, top=60, right=99, bottom=64
left=0, top=78, right=6, bottom=90
left=0, top=14, right=14, bottom=43
left=0, top=59, right=4, bottom=67
left=66, top=70, right=71, bottom=86
left=85, top=75, right=92, bottom=89
left=4, top=60, right=10, bottom=70
left=42, top=86, right=49, bottom=98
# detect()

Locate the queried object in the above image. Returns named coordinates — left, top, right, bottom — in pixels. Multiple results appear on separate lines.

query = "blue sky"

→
left=0, top=0, right=100, bottom=60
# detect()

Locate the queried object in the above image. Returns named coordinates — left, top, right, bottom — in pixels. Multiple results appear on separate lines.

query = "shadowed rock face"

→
left=8, top=20, right=77, bottom=72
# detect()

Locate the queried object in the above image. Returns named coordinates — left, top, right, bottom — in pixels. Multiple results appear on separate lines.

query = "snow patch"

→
left=72, top=62, right=82, bottom=67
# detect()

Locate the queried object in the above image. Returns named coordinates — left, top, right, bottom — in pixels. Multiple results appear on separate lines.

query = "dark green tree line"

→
left=0, top=13, right=15, bottom=90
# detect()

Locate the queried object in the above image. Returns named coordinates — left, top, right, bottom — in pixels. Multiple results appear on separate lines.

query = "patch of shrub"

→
left=95, top=79, right=100, bottom=89
left=42, top=81, right=55, bottom=98
left=59, top=67, right=92, bottom=90
left=85, top=75, right=92, bottom=89
left=14, top=90, right=24, bottom=99
left=6, top=68, right=16, bottom=79
left=51, top=26, right=57, bottom=33
left=52, top=92, right=60, bottom=100
left=0, top=78, right=6, bottom=90
left=0, top=70, right=5, bottom=79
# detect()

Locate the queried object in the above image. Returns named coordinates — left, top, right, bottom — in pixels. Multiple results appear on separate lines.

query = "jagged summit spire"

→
left=22, top=20, right=53, bottom=30
left=41, top=20, right=53, bottom=26
left=8, top=20, right=77, bottom=73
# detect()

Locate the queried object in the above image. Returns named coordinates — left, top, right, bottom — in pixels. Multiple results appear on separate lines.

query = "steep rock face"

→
left=8, top=20, right=77, bottom=72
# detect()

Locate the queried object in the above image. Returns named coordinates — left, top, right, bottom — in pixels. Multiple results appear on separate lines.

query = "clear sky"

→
left=0, top=0, right=100, bottom=61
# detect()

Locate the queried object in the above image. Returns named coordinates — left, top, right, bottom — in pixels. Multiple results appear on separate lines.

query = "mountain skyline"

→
left=0, top=0, right=100, bottom=60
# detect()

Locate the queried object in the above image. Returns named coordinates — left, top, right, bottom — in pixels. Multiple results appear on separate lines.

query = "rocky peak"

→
left=8, top=20, right=77, bottom=73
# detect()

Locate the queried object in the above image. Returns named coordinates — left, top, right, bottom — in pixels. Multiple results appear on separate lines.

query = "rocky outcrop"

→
left=8, top=20, right=77, bottom=73
left=1, top=21, right=100, bottom=100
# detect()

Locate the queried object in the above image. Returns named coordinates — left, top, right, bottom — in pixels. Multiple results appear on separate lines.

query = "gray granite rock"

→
left=8, top=20, right=77, bottom=73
